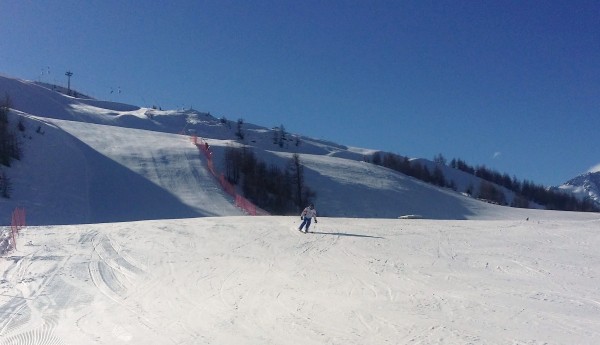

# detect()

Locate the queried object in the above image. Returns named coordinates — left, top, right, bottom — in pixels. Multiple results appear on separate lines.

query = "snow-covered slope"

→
left=0, top=74, right=588, bottom=224
left=2, top=216, right=600, bottom=344
left=2, top=74, right=600, bottom=345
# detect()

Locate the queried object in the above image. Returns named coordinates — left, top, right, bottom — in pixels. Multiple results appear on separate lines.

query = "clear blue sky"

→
left=1, top=1, right=598, bottom=186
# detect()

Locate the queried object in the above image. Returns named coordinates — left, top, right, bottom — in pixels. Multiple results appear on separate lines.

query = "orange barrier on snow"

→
left=191, top=135, right=268, bottom=216
left=219, top=174, right=236, bottom=197
left=235, top=194, right=269, bottom=216
left=9, top=207, right=26, bottom=252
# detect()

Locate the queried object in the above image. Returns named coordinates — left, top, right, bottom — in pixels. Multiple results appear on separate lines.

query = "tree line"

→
left=224, top=146, right=315, bottom=215
left=449, top=158, right=598, bottom=212
left=368, top=151, right=598, bottom=212
left=370, top=151, right=454, bottom=190
left=0, top=94, right=23, bottom=198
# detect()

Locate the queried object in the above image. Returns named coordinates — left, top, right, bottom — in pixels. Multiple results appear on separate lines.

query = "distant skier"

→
left=298, top=203, right=317, bottom=233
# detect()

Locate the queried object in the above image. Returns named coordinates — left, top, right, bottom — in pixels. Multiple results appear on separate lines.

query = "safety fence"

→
left=1, top=207, right=26, bottom=255
left=190, top=135, right=269, bottom=216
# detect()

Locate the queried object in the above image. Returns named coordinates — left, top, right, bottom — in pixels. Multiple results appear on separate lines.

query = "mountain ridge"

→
left=559, top=171, right=600, bottom=207
left=0, top=74, right=595, bottom=224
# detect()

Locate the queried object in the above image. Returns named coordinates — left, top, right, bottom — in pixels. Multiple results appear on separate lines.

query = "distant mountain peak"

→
left=565, top=171, right=600, bottom=187
left=560, top=171, right=600, bottom=206
left=587, top=164, right=600, bottom=174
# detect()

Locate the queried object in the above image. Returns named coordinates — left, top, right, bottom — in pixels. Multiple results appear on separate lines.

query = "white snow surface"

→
left=2, top=216, right=600, bottom=345
left=2, top=74, right=600, bottom=344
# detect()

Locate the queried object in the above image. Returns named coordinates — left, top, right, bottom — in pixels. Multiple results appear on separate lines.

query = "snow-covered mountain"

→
left=2, top=74, right=600, bottom=345
left=0, top=74, right=580, bottom=224
left=558, top=171, right=600, bottom=207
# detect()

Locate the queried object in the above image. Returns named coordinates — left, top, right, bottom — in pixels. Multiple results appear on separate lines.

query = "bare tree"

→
left=289, top=154, right=304, bottom=208
left=288, top=153, right=315, bottom=209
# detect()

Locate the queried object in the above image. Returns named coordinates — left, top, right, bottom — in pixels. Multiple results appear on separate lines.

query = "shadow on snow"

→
left=309, top=231, right=384, bottom=239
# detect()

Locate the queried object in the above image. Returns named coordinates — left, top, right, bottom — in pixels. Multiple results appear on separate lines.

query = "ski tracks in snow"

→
left=2, top=218, right=600, bottom=344
left=86, top=229, right=190, bottom=344
left=0, top=235, right=74, bottom=345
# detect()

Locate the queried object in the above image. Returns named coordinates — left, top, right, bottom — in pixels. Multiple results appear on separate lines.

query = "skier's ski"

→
left=293, top=226, right=310, bottom=234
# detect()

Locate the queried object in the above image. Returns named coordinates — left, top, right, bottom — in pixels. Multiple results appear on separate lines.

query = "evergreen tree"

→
left=0, top=94, right=21, bottom=166
left=235, top=118, right=244, bottom=140
left=0, top=170, right=11, bottom=198
left=478, top=181, right=507, bottom=205
left=433, top=153, right=447, bottom=166
left=432, top=165, right=446, bottom=187
left=371, top=151, right=382, bottom=165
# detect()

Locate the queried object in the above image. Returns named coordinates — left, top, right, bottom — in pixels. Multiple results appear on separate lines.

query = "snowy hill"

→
left=558, top=171, right=600, bottom=207
left=0, top=74, right=588, bottom=224
left=2, top=74, right=600, bottom=344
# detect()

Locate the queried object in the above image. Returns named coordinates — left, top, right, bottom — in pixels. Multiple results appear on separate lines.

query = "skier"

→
left=298, top=203, right=317, bottom=233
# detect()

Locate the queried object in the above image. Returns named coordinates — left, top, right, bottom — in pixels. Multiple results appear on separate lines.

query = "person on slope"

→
left=298, top=203, right=317, bottom=233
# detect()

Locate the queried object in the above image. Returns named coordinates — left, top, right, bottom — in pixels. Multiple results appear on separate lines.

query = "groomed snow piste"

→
left=2, top=216, right=600, bottom=344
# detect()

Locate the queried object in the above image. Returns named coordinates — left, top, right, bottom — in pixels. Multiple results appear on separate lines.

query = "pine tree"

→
left=289, top=153, right=305, bottom=209
left=235, top=118, right=244, bottom=140
left=0, top=170, right=11, bottom=198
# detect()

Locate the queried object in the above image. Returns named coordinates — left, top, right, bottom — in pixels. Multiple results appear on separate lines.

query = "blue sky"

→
left=1, top=1, right=598, bottom=186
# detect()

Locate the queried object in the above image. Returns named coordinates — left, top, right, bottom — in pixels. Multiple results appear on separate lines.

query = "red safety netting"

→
left=191, top=135, right=268, bottom=216
left=5, top=207, right=26, bottom=253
